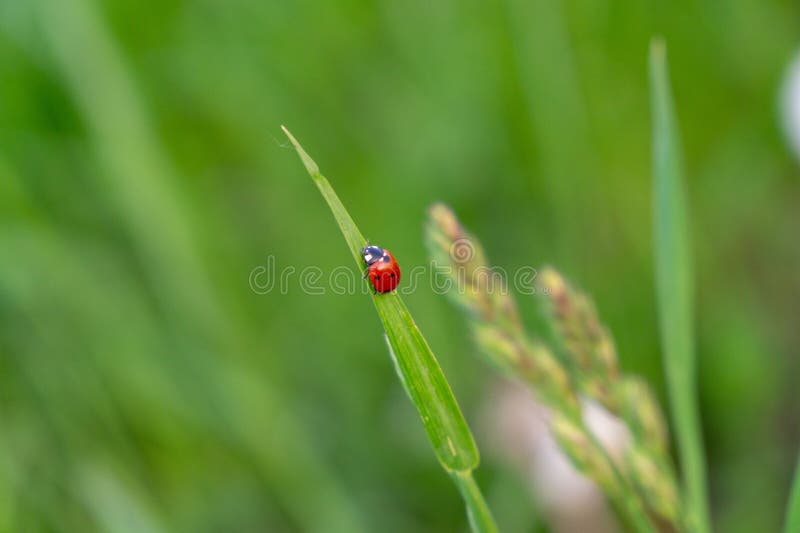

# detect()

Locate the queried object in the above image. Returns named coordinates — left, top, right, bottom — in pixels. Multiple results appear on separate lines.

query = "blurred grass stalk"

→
left=282, top=127, right=498, bottom=533
left=426, top=205, right=682, bottom=532
left=537, top=268, right=682, bottom=526
left=650, top=39, right=711, bottom=533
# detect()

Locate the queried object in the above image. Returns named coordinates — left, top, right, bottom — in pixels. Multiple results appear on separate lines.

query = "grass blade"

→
left=784, top=453, right=800, bottom=533
left=282, top=126, right=496, bottom=530
left=282, top=125, right=477, bottom=471
left=377, top=299, right=478, bottom=471
left=649, top=38, right=711, bottom=533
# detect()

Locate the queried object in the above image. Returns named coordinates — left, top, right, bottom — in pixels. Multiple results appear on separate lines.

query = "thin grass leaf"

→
left=784, top=453, right=800, bottom=533
left=282, top=125, right=478, bottom=472
left=282, top=126, right=497, bottom=532
left=283, top=127, right=479, bottom=470
left=649, top=38, right=711, bottom=533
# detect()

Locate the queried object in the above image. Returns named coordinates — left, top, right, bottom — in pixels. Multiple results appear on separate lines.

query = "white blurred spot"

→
left=781, top=50, right=800, bottom=162
left=482, top=381, right=621, bottom=533
left=582, top=398, right=631, bottom=464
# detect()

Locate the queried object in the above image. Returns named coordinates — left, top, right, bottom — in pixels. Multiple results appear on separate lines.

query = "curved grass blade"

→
left=649, top=39, right=711, bottom=533
left=282, top=125, right=477, bottom=471
left=282, top=127, right=496, bottom=531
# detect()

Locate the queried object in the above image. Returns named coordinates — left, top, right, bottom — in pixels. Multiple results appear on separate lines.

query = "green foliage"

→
left=650, top=39, right=711, bottom=533
left=283, top=128, right=496, bottom=532
left=0, top=0, right=797, bottom=531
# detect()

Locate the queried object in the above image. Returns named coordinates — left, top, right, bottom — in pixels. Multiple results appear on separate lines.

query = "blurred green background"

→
left=1, top=0, right=798, bottom=531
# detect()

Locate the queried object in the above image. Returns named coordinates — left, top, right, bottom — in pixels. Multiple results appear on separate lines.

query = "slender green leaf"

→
left=283, top=126, right=498, bottom=532
left=282, top=126, right=479, bottom=472
left=785, top=453, right=800, bottom=533
left=649, top=38, right=711, bottom=533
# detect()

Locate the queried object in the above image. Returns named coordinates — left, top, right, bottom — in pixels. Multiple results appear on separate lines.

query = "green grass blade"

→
left=283, top=126, right=498, bottom=532
left=649, top=39, right=711, bottom=533
left=784, top=453, right=800, bottom=533
left=376, top=296, right=479, bottom=470
left=281, top=126, right=479, bottom=472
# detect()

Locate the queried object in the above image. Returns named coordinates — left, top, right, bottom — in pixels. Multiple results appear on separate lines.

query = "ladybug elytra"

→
left=361, top=244, right=401, bottom=293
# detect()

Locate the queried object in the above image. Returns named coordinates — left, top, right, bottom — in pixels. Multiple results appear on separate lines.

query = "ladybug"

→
left=361, top=244, right=401, bottom=294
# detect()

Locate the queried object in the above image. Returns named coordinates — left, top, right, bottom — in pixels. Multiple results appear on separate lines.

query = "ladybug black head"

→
left=361, top=244, right=385, bottom=265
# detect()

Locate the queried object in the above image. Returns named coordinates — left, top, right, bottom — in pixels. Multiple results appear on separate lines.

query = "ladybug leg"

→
left=362, top=267, right=370, bottom=279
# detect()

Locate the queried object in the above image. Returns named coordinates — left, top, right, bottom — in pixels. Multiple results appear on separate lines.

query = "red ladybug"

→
left=361, top=244, right=401, bottom=293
